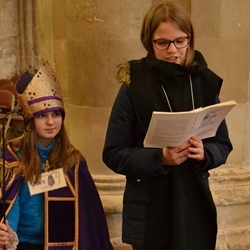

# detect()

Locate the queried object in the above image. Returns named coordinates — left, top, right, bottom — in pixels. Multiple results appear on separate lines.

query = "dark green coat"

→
left=103, top=51, right=232, bottom=250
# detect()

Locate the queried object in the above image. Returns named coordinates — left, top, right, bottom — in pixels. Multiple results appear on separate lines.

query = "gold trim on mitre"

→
left=16, top=61, right=64, bottom=119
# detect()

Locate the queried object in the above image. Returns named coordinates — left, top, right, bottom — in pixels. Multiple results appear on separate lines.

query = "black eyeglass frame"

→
left=152, top=36, right=190, bottom=50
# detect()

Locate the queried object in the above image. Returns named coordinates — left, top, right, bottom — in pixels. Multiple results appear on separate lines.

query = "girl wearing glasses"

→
left=103, top=1, right=232, bottom=250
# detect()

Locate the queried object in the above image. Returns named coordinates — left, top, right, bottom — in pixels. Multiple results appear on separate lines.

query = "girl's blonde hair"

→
left=9, top=119, right=84, bottom=184
left=141, top=1, right=195, bottom=67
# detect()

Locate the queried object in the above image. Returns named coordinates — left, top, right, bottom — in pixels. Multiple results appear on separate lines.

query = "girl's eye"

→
left=156, top=40, right=169, bottom=46
left=175, top=39, right=185, bottom=44
left=53, top=112, right=61, bottom=116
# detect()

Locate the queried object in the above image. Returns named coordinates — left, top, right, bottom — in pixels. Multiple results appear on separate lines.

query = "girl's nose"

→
left=166, top=42, right=177, bottom=52
left=46, top=116, right=54, bottom=124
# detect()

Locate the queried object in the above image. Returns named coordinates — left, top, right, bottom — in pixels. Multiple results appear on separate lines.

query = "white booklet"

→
left=143, top=100, right=236, bottom=148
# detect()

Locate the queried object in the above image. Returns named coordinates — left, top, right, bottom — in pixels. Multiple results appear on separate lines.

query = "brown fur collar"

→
left=116, top=61, right=130, bottom=85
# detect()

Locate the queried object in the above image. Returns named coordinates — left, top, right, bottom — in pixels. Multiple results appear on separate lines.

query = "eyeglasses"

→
left=152, top=36, right=190, bottom=50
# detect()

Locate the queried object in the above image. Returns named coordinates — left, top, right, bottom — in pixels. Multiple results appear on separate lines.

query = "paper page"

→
left=191, top=101, right=236, bottom=139
left=144, top=111, right=198, bottom=148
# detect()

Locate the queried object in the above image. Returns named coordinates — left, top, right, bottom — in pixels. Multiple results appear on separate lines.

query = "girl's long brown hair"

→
left=9, top=119, right=84, bottom=184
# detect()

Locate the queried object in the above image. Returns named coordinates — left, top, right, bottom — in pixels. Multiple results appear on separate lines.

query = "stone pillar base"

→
left=93, top=165, right=250, bottom=249
left=93, top=174, right=125, bottom=247
left=210, top=165, right=250, bottom=250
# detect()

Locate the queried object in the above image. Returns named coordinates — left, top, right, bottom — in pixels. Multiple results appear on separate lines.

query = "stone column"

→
left=16, top=0, right=39, bottom=73
left=0, top=0, right=18, bottom=78
left=0, top=0, right=39, bottom=78
left=192, top=0, right=250, bottom=249
left=65, top=0, right=150, bottom=174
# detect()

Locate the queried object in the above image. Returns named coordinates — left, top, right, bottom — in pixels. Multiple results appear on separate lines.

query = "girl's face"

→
left=152, top=22, right=189, bottom=64
left=34, top=111, right=62, bottom=147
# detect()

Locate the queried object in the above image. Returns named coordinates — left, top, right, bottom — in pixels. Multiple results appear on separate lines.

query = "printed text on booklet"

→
left=143, top=100, right=236, bottom=148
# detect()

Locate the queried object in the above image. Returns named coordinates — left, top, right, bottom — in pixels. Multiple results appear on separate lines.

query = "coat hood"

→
left=116, top=50, right=208, bottom=84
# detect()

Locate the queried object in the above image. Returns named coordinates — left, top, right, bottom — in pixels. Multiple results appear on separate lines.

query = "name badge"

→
left=28, top=168, right=67, bottom=196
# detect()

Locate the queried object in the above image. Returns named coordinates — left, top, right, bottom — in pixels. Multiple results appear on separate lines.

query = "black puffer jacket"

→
left=103, top=51, right=232, bottom=250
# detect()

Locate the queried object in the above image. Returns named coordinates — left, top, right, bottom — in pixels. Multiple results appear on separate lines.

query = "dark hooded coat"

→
left=102, top=51, right=232, bottom=250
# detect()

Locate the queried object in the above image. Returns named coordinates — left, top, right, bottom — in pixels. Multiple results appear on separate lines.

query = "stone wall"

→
left=0, top=0, right=249, bottom=249
left=192, top=1, right=250, bottom=249
left=0, top=0, right=18, bottom=78
left=0, top=0, right=39, bottom=78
